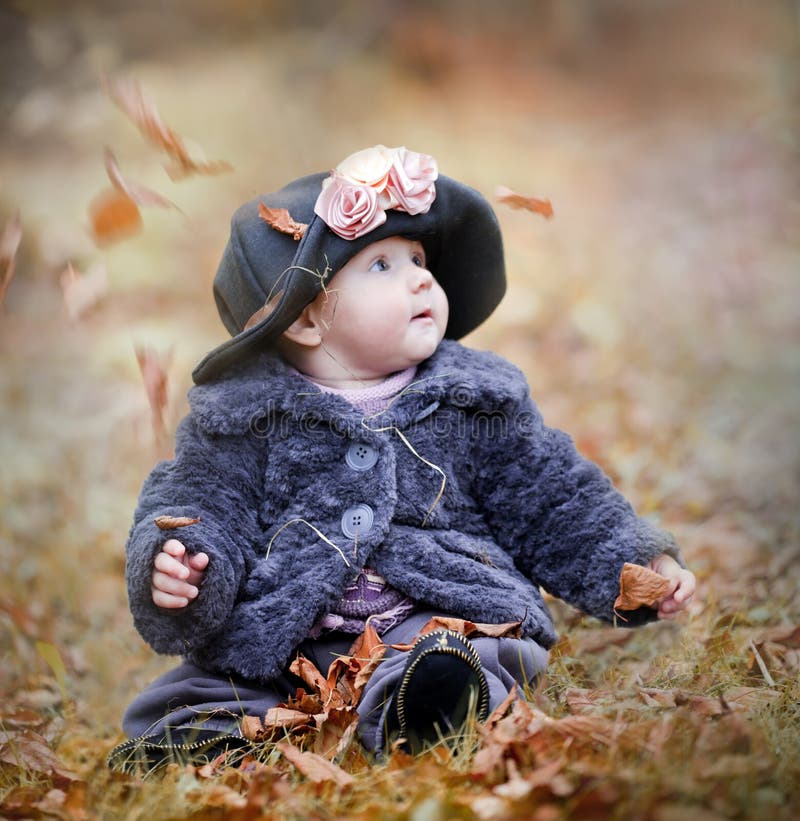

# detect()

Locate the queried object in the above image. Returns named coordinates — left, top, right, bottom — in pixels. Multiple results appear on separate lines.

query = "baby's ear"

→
left=281, top=303, right=324, bottom=349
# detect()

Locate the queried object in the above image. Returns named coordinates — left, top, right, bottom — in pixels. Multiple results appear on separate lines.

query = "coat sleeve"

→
left=472, top=392, right=683, bottom=626
left=125, top=413, right=264, bottom=655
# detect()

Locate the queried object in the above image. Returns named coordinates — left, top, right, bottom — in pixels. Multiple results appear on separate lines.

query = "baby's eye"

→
left=412, top=252, right=426, bottom=267
left=369, top=257, right=390, bottom=273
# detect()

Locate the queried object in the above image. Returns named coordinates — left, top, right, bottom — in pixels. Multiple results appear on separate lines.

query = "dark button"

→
left=345, top=442, right=378, bottom=471
left=341, top=504, right=374, bottom=539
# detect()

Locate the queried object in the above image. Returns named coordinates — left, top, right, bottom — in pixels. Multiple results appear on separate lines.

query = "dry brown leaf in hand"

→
left=88, top=187, right=143, bottom=247
left=495, top=185, right=554, bottom=219
left=135, top=345, right=172, bottom=439
left=104, top=147, right=179, bottom=210
left=103, top=75, right=233, bottom=180
left=258, top=203, right=308, bottom=241
left=154, top=515, right=200, bottom=530
left=59, top=262, right=108, bottom=320
left=1, top=213, right=22, bottom=308
left=614, top=562, right=671, bottom=619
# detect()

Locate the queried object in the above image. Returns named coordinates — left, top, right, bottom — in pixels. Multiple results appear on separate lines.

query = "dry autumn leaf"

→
left=59, top=262, right=109, bottom=320
left=389, top=616, right=523, bottom=651
left=276, top=742, right=354, bottom=787
left=104, top=147, right=179, bottom=210
left=154, top=515, right=200, bottom=530
left=88, top=187, right=143, bottom=247
left=103, top=75, right=233, bottom=180
left=613, top=562, right=671, bottom=619
left=495, top=185, right=554, bottom=219
left=0, top=213, right=22, bottom=308
left=258, top=202, right=308, bottom=241
left=135, top=345, right=172, bottom=439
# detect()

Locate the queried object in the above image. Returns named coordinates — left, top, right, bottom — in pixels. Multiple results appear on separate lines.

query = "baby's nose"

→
left=409, top=265, right=433, bottom=291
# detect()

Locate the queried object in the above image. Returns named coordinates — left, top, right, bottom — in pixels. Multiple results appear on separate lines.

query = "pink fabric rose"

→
left=387, top=147, right=438, bottom=215
left=336, top=145, right=396, bottom=207
left=314, top=174, right=387, bottom=240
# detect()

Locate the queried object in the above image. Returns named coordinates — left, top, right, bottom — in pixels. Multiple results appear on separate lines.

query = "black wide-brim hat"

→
left=192, top=169, right=506, bottom=384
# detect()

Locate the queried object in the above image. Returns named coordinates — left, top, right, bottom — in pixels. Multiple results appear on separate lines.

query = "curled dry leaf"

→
left=613, top=562, right=671, bottom=620
left=1, top=213, right=22, bottom=308
left=135, top=345, right=172, bottom=439
left=59, top=262, right=108, bottom=320
left=495, top=185, right=554, bottom=219
left=259, top=202, right=308, bottom=241
left=154, top=515, right=200, bottom=530
left=389, top=615, right=523, bottom=651
left=103, top=75, right=233, bottom=180
left=104, top=147, right=179, bottom=210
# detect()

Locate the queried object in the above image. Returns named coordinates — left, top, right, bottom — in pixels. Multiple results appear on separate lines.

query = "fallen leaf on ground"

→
left=103, top=75, right=233, bottom=180
left=154, top=515, right=201, bottom=530
left=614, top=562, right=671, bottom=619
left=276, top=742, right=354, bottom=786
left=495, top=185, right=554, bottom=219
left=0, top=213, right=22, bottom=307
left=259, top=203, right=307, bottom=241
left=59, top=262, right=108, bottom=320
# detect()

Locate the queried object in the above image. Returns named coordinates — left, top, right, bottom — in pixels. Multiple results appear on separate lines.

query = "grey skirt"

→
left=122, top=609, right=549, bottom=753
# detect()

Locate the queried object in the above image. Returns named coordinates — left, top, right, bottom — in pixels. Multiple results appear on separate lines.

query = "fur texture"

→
left=126, top=340, right=682, bottom=681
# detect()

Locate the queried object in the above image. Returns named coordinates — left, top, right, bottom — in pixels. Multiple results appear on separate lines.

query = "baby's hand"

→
left=648, top=553, right=696, bottom=620
left=151, top=539, right=209, bottom=609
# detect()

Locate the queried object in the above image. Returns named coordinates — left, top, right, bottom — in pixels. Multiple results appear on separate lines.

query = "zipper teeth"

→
left=396, top=630, right=489, bottom=736
left=107, top=731, right=245, bottom=770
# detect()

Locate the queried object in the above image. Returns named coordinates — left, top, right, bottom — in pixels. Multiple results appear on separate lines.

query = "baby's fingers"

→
left=154, top=549, right=190, bottom=580
left=151, top=570, right=199, bottom=608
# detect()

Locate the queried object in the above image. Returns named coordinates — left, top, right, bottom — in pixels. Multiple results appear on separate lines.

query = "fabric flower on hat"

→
left=315, top=145, right=438, bottom=239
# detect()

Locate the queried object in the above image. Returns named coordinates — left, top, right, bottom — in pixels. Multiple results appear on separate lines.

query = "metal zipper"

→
left=394, top=629, right=490, bottom=737
left=107, top=730, right=250, bottom=773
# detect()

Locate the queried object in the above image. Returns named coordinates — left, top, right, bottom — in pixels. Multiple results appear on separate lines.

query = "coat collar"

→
left=188, top=339, right=528, bottom=435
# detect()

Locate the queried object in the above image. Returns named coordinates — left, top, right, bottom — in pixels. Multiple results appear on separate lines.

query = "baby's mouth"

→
left=413, top=308, right=433, bottom=321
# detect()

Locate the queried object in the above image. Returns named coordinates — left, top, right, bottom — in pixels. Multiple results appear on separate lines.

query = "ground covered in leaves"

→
left=1, top=2, right=798, bottom=818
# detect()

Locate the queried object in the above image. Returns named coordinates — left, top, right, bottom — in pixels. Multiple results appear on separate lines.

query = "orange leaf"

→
left=135, top=345, right=172, bottom=439
left=258, top=202, right=307, bottom=241
left=495, top=185, right=554, bottom=219
left=613, top=562, right=671, bottom=619
left=0, top=213, right=22, bottom=308
left=88, top=187, right=142, bottom=247
left=290, top=654, right=336, bottom=704
left=154, top=515, right=200, bottom=530
left=327, top=622, right=387, bottom=706
left=103, top=75, right=233, bottom=180
left=59, top=262, right=108, bottom=320
left=276, top=742, right=354, bottom=786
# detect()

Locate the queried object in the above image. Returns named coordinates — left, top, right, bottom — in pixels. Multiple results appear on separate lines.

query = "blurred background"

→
left=1, top=0, right=798, bottom=732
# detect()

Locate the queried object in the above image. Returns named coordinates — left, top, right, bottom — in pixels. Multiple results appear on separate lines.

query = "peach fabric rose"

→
left=314, top=145, right=439, bottom=240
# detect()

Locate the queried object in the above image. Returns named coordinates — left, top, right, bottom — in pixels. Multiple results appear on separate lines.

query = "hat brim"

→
left=192, top=173, right=505, bottom=383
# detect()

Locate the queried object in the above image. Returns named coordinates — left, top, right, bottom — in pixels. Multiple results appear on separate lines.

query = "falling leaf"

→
left=258, top=203, right=308, bottom=241
left=0, top=213, right=22, bottom=308
left=154, top=515, right=200, bottom=530
left=103, top=75, right=233, bottom=180
left=104, top=147, right=179, bottom=210
left=276, top=742, right=354, bottom=786
left=135, top=345, right=172, bottom=439
left=495, top=185, right=554, bottom=219
left=613, top=562, right=671, bottom=619
left=59, top=262, right=108, bottom=320
left=88, top=187, right=143, bottom=247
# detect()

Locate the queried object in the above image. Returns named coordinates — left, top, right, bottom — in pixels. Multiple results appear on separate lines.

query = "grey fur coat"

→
left=126, top=340, right=682, bottom=681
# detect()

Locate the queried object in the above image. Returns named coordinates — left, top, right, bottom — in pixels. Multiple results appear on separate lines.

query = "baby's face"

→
left=312, top=236, right=449, bottom=379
